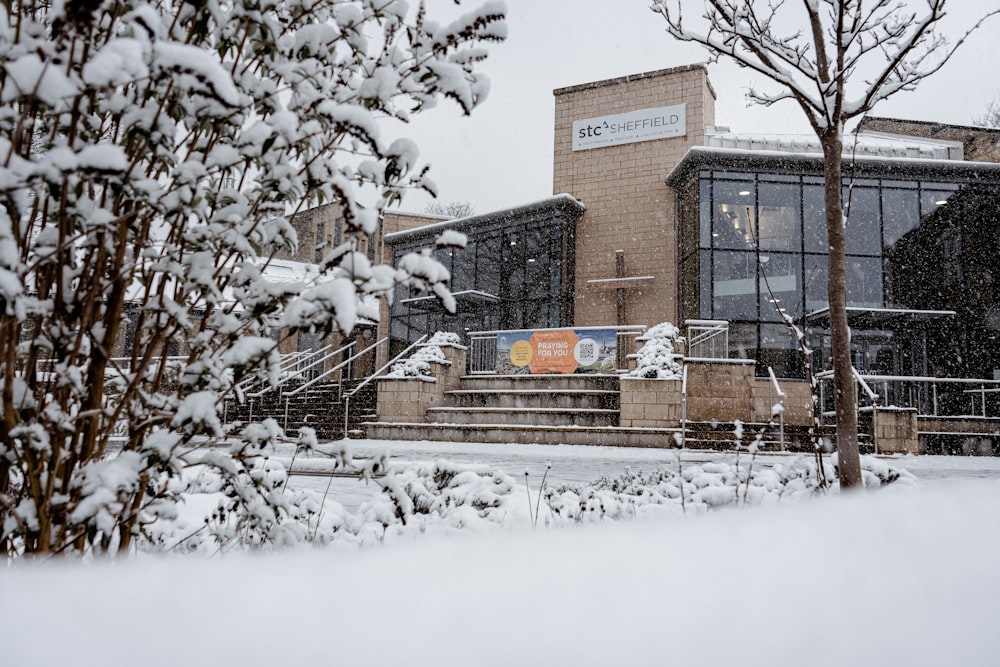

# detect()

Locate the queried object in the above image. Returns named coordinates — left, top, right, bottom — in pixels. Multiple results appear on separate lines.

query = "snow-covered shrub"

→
left=142, top=451, right=918, bottom=551
left=426, top=331, right=465, bottom=348
left=629, top=322, right=684, bottom=379
left=385, top=332, right=463, bottom=378
left=542, top=455, right=917, bottom=523
left=354, top=459, right=517, bottom=539
left=151, top=455, right=520, bottom=551
left=386, top=344, right=449, bottom=378
left=0, top=1, right=507, bottom=557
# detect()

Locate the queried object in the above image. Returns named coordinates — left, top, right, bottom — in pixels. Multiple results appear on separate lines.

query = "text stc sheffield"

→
left=577, top=113, right=682, bottom=139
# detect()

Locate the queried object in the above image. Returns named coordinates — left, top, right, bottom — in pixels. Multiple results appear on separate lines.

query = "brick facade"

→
left=856, top=117, right=1000, bottom=163
left=552, top=65, right=716, bottom=328
left=375, top=345, right=466, bottom=423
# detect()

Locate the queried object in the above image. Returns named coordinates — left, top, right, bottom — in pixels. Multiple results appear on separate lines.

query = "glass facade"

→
left=678, top=166, right=1000, bottom=380
left=390, top=202, right=579, bottom=345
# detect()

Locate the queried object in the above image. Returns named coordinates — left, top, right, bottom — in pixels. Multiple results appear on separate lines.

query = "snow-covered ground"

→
left=3, top=476, right=998, bottom=666
left=289, top=438, right=1000, bottom=510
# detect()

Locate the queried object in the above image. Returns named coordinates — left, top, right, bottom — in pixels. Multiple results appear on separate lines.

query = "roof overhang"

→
left=400, top=289, right=500, bottom=313
left=666, top=145, right=1000, bottom=188
left=805, top=306, right=956, bottom=328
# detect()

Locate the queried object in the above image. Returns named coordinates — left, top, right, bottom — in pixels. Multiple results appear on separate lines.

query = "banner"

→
left=495, top=328, right=617, bottom=375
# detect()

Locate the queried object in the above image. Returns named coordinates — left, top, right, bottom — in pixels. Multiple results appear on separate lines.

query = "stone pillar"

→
left=874, top=407, right=921, bottom=454
left=619, top=377, right=683, bottom=428
left=684, top=359, right=755, bottom=423
left=553, top=65, right=716, bottom=328
left=375, top=345, right=465, bottom=423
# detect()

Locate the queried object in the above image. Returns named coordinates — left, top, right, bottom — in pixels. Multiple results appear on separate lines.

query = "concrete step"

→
left=426, top=406, right=619, bottom=427
left=458, top=374, right=620, bottom=392
left=445, top=389, right=618, bottom=410
left=364, top=421, right=680, bottom=448
left=363, top=422, right=840, bottom=453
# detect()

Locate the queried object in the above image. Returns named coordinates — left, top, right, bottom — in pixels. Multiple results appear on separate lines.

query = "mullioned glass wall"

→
left=390, top=206, right=577, bottom=345
left=678, top=167, right=1000, bottom=380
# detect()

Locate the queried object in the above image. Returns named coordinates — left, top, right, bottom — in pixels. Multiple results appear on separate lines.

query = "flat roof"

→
left=384, top=194, right=585, bottom=244
left=553, top=63, right=714, bottom=98
left=667, top=145, right=1000, bottom=186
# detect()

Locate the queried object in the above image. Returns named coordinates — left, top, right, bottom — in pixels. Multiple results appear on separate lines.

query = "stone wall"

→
left=621, top=360, right=815, bottom=427
left=619, top=377, right=682, bottom=428
left=750, top=377, right=814, bottom=426
left=375, top=345, right=466, bottom=423
left=684, top=359, right=755, bottom=422
left=856, top=117, right=1000, bottom=163
left=874, top=407, right=920, bottom=455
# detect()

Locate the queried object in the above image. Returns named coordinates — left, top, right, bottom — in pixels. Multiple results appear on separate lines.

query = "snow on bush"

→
left=139, top=447, right=916, bottom=553
left=629, top=322, right=684, bottom=379
left=543, top=454, right=917, bottom=523
left=0, top=1, right=508, bottom=558
left=384, top=332, right=461, bottom=378
left=426, top=331, right=465, bottom=348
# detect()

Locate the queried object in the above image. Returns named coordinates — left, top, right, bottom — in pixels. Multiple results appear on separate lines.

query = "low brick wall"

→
left=874, top=407, right=920, bottom=454
left=619, top=377, right=682, bottom=427
left=750, top=378, right=814, bottom=426
left=685, top=359, right=755, bottom=422
left=375, top=345, right=466, bottom=423
left=622, top=360, right=816, bottom=427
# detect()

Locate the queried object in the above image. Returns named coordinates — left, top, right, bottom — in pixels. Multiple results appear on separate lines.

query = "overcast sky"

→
left=387, top=1, right=1000, bottom=215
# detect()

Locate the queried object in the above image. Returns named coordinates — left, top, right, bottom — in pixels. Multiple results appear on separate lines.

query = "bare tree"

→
left=650, top=0, right=997, bottom=488
left=974, top=96, right=1000, bottom=128
left=424, top=200, right=477, bottom=218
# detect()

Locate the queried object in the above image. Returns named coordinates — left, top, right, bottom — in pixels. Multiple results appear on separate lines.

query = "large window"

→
left=390, top=208, right=576, bottom=343
left=679, top=168, right=1000, bottom=380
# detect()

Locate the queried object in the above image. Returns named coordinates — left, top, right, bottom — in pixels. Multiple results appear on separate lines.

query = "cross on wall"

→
left=585, top=249, right=655, bottom=326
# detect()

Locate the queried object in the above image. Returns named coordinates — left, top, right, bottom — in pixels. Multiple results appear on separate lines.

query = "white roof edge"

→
left=384, top=193, right=585, bottom=243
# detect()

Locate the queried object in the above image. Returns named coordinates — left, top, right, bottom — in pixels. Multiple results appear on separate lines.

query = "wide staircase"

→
left=366, top=374, right=825, bottom=450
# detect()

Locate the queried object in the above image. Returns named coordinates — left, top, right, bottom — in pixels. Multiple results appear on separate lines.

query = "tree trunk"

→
left=821, top=130, right=863, bottom=489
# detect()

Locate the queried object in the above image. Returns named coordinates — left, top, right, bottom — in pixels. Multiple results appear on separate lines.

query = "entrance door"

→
left=851, top=333, right=896, bottom=376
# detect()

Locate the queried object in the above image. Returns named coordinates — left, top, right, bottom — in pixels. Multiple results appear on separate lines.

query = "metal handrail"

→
left=342, top=334, right=429, bottom=437
left=342, top=334, right=428, bottom=400
left=680, top=364, right=689, bottom=448
left=850, top=367, right=880, bottom=404
left=247, top=341, right=356, bottom=398
left=284, top=338, right=377, bottom=397
left=685, top=319, right=729, bottom=359
left=236, top=349, right=312, bottom=394
left=767, top=366, right=786, bottom=450
left=467, top=325, right=647, bottom=336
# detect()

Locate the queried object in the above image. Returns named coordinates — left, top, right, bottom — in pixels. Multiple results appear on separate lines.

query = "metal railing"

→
left=246, top=341, right=356, bottom=398
left=685, top=319, right=729, bottom=359
left=285, top=338, right=381, bottom=397
left=680, top=364, right=689, bottom=448
left=466, top=325, right=647, bottom=375
left=341, top=334, right=428, bottom=437
left=817, top=371, right=1000, bottom=419
left=767, top=366, right=786, bottom=450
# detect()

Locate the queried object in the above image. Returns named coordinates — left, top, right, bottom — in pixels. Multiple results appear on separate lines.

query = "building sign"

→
left=572, top=104, right=686, bottom=151
left=496, top=328, right=617, bottom=375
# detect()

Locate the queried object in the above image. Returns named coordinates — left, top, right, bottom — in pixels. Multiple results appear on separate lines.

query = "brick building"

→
left=384, top=64, right=1000, bottom=385
left=286, top=65, right=1000, bottom=451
